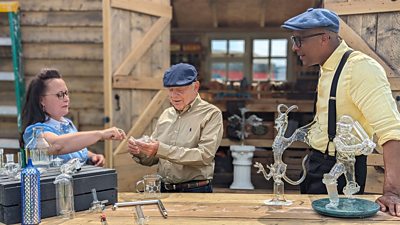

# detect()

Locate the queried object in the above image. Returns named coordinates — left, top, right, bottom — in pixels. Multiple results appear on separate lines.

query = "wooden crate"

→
left=0, top=165, right=117, bottom=224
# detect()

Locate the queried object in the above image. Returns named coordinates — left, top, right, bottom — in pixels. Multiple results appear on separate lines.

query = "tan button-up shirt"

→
left=137, top=95, right=223, bottom=183
left=309, top=41, right=400, bottom=155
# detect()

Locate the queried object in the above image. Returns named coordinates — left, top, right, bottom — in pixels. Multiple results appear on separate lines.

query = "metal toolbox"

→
left=0, top=165, right=117, bottom=224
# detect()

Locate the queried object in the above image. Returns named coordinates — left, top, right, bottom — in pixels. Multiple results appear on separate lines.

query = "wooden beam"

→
left=113, top=90, right=168, bottom=155
left=259, top=0, right=266, bottom=27
left=339, top=18, right=399, bottom=86
left=111, top=0, right=172, bottom=19
left=103, top=0, right=114, bottom=168
left=113, top=75, right=164, bottom=90
left=367, top=153, right=384, bottom=167
left=388, top=77, right=400, bottom=92
left=209, top=0, right=218, bottom=28
left=220, top=138, right=309, bottom=148
left=171, top=1, right=178, bottom=28
left=171, top=27, right=283, bottom=34
left=325, top=0, right=400, bottom=15
left=113, top=17, right=170, bottom=76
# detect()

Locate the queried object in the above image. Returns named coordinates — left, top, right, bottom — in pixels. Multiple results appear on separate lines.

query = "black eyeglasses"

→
left=291, top=32, right=326, bottom=48
left=43, top=90, right=69, bottom=100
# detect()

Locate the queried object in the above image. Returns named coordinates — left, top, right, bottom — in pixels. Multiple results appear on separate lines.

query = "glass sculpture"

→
left=322, top=115, right=375, bottom=209
left=254, top=104, right=313, bottom=205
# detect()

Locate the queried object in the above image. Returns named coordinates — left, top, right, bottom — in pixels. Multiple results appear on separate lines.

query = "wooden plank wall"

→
left=0, top=0, right=105, bottom=152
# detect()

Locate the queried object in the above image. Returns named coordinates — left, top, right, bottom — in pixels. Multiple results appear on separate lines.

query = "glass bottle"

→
left=4, top=154, right=19, bottom=178
left=21, top=158, right=41, bottom=225
left=25, top=127, right=51, bottom=173
left=54, top=173, right=75, bottom=219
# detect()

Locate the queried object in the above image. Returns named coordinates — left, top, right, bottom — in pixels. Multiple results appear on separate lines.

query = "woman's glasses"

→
left=291, top=32, right=326, bottom=48
left=43, top=90, right=69, bottom=100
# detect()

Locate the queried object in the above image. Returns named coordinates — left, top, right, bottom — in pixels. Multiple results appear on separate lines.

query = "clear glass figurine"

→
left=129, top=135, right=152, bottom=144
left=60, top=158, right=82, bottom=174
left=254, top=104, right=313, bottom=205
left=4, top=154, right=20, bottom=179
left=322, top=115, right=375, bottom=209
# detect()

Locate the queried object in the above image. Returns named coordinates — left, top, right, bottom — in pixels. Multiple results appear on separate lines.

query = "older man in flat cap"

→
left=283, top=8, right=400, bottom=216
left=128, top=63, right=223, bottom=193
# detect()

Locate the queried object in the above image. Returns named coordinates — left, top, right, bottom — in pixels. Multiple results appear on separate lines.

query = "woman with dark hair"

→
left=21, top=68, right=125, bottom=166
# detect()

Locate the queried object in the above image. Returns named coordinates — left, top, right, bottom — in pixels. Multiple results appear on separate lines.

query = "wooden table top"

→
left=42, top=193, right=400, bottom=225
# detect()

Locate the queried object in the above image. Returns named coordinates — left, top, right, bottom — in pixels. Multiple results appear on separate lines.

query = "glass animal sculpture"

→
left=254, top=104, right=313, bottom=205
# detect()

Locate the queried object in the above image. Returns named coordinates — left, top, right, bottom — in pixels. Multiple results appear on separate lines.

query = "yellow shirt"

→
left=309, top=41, right=400, bottom=155
left=137, top=95, right=223, bottom=183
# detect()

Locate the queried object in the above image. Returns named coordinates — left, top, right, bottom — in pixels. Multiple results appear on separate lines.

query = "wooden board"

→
left=77, top=109, right=105, bottom=126
left=365, top=166, right=384, bottom=194
left=20, top=27, right=103, bottom=43
left=20, top=0, right=102, bottom=11
left=22, top=43, right=103, bottom=60
left=0, top=118, right=18, bottom=139
left=69, top=93, right=104, bottom=109
left=345, top=13, right=377, bottom=49
left=62, top=77, right=103, bottom=93
left=325, top=0, right=400, bottom=15
left=41, top=193, right=400, bottom=225
left=21, top=11, right=102, bottom=26
left=2, top=44, right=102, bottom=61
left=376, top=12, right=400, bottom=77
left=1, top=59, right=103, bottom=77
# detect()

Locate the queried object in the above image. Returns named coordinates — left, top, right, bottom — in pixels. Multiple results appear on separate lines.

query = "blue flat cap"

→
left=163, top=63, right=197, bottom=87
left=282, top=8, right=339, bottom=33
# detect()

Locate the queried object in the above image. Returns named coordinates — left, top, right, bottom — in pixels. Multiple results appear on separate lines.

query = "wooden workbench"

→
left=42, top=193, right=400, bottom=225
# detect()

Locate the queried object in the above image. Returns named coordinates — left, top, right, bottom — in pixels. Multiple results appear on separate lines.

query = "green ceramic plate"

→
left=312, top=198, right=380, bottom=218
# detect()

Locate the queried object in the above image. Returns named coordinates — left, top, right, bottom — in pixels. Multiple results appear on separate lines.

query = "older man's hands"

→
left=128, top=136, right=159, bottom=157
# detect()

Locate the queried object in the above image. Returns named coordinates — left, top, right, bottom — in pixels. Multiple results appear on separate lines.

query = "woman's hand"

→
left=101, top=127, right=126, bottom=140
left=90, top=153, right=105, bottom=167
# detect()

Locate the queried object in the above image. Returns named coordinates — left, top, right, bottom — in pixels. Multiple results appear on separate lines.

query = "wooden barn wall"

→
left=0, top=0, right=105, bottom=152
left=341, top=11, right=400, bottom=99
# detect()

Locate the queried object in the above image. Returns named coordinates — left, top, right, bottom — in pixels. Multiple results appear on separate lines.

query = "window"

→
left=209, top=36, right=288, bottom=83
left=210, top=39, right=245, bottom=83
left=253, top=39, right=288, bottom=81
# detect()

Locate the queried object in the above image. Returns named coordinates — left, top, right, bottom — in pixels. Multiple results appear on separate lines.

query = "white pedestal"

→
left=229, top=145, right=255, bottom=190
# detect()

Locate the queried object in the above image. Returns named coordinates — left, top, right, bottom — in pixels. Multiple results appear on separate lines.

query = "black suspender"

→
left=325, top=49, right=353, bottom=155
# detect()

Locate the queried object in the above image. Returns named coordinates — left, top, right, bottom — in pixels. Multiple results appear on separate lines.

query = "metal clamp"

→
left=89, top=188, right=108, bottom=212
left=112, top=199, right=168, bottom=218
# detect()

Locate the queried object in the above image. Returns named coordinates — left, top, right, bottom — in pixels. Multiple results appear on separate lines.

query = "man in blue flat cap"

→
left=283, top=8, right=400, bottom=216
left=127, top=63, right=223, bottom=193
